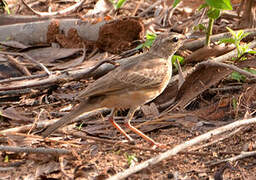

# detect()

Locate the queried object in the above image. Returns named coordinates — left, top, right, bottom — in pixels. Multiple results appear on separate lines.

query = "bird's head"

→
left=149, top=32, right=186, bottom=59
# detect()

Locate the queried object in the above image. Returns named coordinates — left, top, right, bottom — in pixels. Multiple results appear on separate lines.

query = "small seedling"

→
left=193, top=24, right=207, bottom=33
left=76, top=122, right=84, bottom=130
left=219, top=27, right=256, bottom=59
left=4, top=155, right=9, bottom=162
left=232, top=97, right=237, bottom=110
left=124, top=153, right=138, bottom=167
left=0, top=0, right=10, bottom=14
left=172, top=55, right=185, bottom=70
left=0, top=111, right=3, bottom=122
left=230, top=71, right=246, bottom=82
left=109, top=0, right=127, bottom=10
left=136, top=32, right=156, bottom=50
left=198, top=0, right=232, bottom=46
left=219, top=27, right=256, bottom=82
left=173, top=0, right=181, bottom=8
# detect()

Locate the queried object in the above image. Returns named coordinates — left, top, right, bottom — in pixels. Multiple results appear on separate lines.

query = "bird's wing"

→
left=78, top=57, right=170, bottom=99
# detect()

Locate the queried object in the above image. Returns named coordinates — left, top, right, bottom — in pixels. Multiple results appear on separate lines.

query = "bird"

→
left=41, top=32, right=186, bottom=148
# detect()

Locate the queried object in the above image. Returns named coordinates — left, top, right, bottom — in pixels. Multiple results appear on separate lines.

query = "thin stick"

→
left=199, top=60, right=256, bottom=78
left=206, top=151, right=256, bottom=166
left=21, top=0, right=86, bottom=17
left=6, top=55, right=31, bottom=76
left=107, top=117, right=256, bottom=180
left=0, top=145, right=70, bottom=155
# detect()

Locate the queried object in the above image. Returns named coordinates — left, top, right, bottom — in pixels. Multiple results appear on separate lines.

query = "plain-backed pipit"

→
left=42, top=32, right=186, bottom=147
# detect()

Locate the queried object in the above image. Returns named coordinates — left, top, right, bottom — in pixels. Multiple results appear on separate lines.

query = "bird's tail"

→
left=41, top=97, right=104, bottom=137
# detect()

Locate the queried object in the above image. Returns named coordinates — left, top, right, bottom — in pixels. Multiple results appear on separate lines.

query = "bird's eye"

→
left=172, top=37, right=179, bottom=42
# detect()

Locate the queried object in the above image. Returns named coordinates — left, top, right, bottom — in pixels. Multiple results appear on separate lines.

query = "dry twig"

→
left=21, top=0, right=86, bottom=17
left=0, top=145, right=70, bottom=155
left=206, top=151, right=256, bottom=166
left=107, top=117, right=256, bottom=180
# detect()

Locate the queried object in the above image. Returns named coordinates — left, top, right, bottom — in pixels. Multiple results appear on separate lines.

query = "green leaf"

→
left=232, top=98, right=237, bottom=109
left=246, top=68, right=256, bottom=74
left=236, top=30, right=244, bottom=39
left=226, top=27, right=237, bottom=38
left=115, top=0, right=127, bottom=9
left=144, top=39, right=154, bottom=48
left=230, top=71, right=246, bottom=82
left=135, top=44, right=143, bottom=50
left=238, top=44, right=249, bottom=56
left=247, top=50, right=256, bottom=54
left=172, top=55, right=184, bottom=64
left=1, top=0, right=10, bottom=14
left=198, top=3, right=208, bottom=11
left=194, top=24, right=207, bottom=32
left=173, top=0, right=181, bottom=8
left=77, top=122, right=84, bottom=130
left=172, top=55, right=184, bottom=70
left=136, top=32, right=156, bottom=50
left=238, top=32, right=250, bottom=41
left=207, top=8, right=221, bottom=19
left=218, top=38, right=235, bottom=44
left=146, top=32, right=156, bottom=40
left=4, top=155, right=9, bottom=163
left=125, top=153, right=138, bottom=167
left=205, top=0, right=232, bottom=10
left=198, top=24, right=207, bottom=31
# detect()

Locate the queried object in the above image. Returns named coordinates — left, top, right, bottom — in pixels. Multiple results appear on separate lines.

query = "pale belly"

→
left=101, top=78, right=170, bottom=109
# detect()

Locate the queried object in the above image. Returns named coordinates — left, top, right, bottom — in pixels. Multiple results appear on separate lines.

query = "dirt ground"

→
left=1, top=0, right=256, bottom=179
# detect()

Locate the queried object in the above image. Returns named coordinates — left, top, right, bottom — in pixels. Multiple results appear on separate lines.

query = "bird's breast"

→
left=101, top=88, right=162, bottom=109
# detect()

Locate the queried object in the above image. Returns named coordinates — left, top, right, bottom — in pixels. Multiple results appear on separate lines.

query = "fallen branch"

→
left=0, top=145, right=70, bottom=155
left=198, top=60, right=256, bottom=78
left=0, top=108, right=109, bottom=135
left=107, top=117, right=256, bottom=180
left=190, top=127, right=243, bottom=151
left=0, top=51, right=51, bottom=75
left=0, top=58, right=119, bottom=91
left=206, top=151, right=256, bottom=166
left=7, top=55, right=31, bottom=76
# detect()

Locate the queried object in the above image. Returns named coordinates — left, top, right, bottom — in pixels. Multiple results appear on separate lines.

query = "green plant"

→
left=230, top=67, right=256, bottom=82
left=4, top=155, right=9, bottom=162
left=232, top=97, right=237, bottom=109
left=219, top=27, right=256, bottom=82
left=136, top=32, right=156, bottom=50
left=0, top=111, right=2, bottom=122
left=173, top=0, right=181, bottom=8
left=76, top=122, right=84, bottom=130
left=199, top=0, right=232, bottom=46
left=230, top=71, right=246, bottom=82
left=219, top=27, right=256, bottom=59
left=172, top=55, right=185, bottom=69
left=109, top=0, right=127, bottom=10
left=124, top=153, right=138, bottom=167
left=193, top=24, right=207, bottom=32
left=0, top=0, right=10, bottom=14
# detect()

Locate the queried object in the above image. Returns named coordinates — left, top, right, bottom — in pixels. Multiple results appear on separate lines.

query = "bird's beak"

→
left=184, top=34, right=198, bottom=40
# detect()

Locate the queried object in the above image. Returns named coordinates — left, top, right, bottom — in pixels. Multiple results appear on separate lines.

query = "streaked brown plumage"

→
left=41, top=32, right=186, bottom=147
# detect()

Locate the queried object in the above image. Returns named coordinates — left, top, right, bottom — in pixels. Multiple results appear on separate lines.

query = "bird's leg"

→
left=125, top=107, right=167, bottom=148
left=108, top=108, right=134, bottom=142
